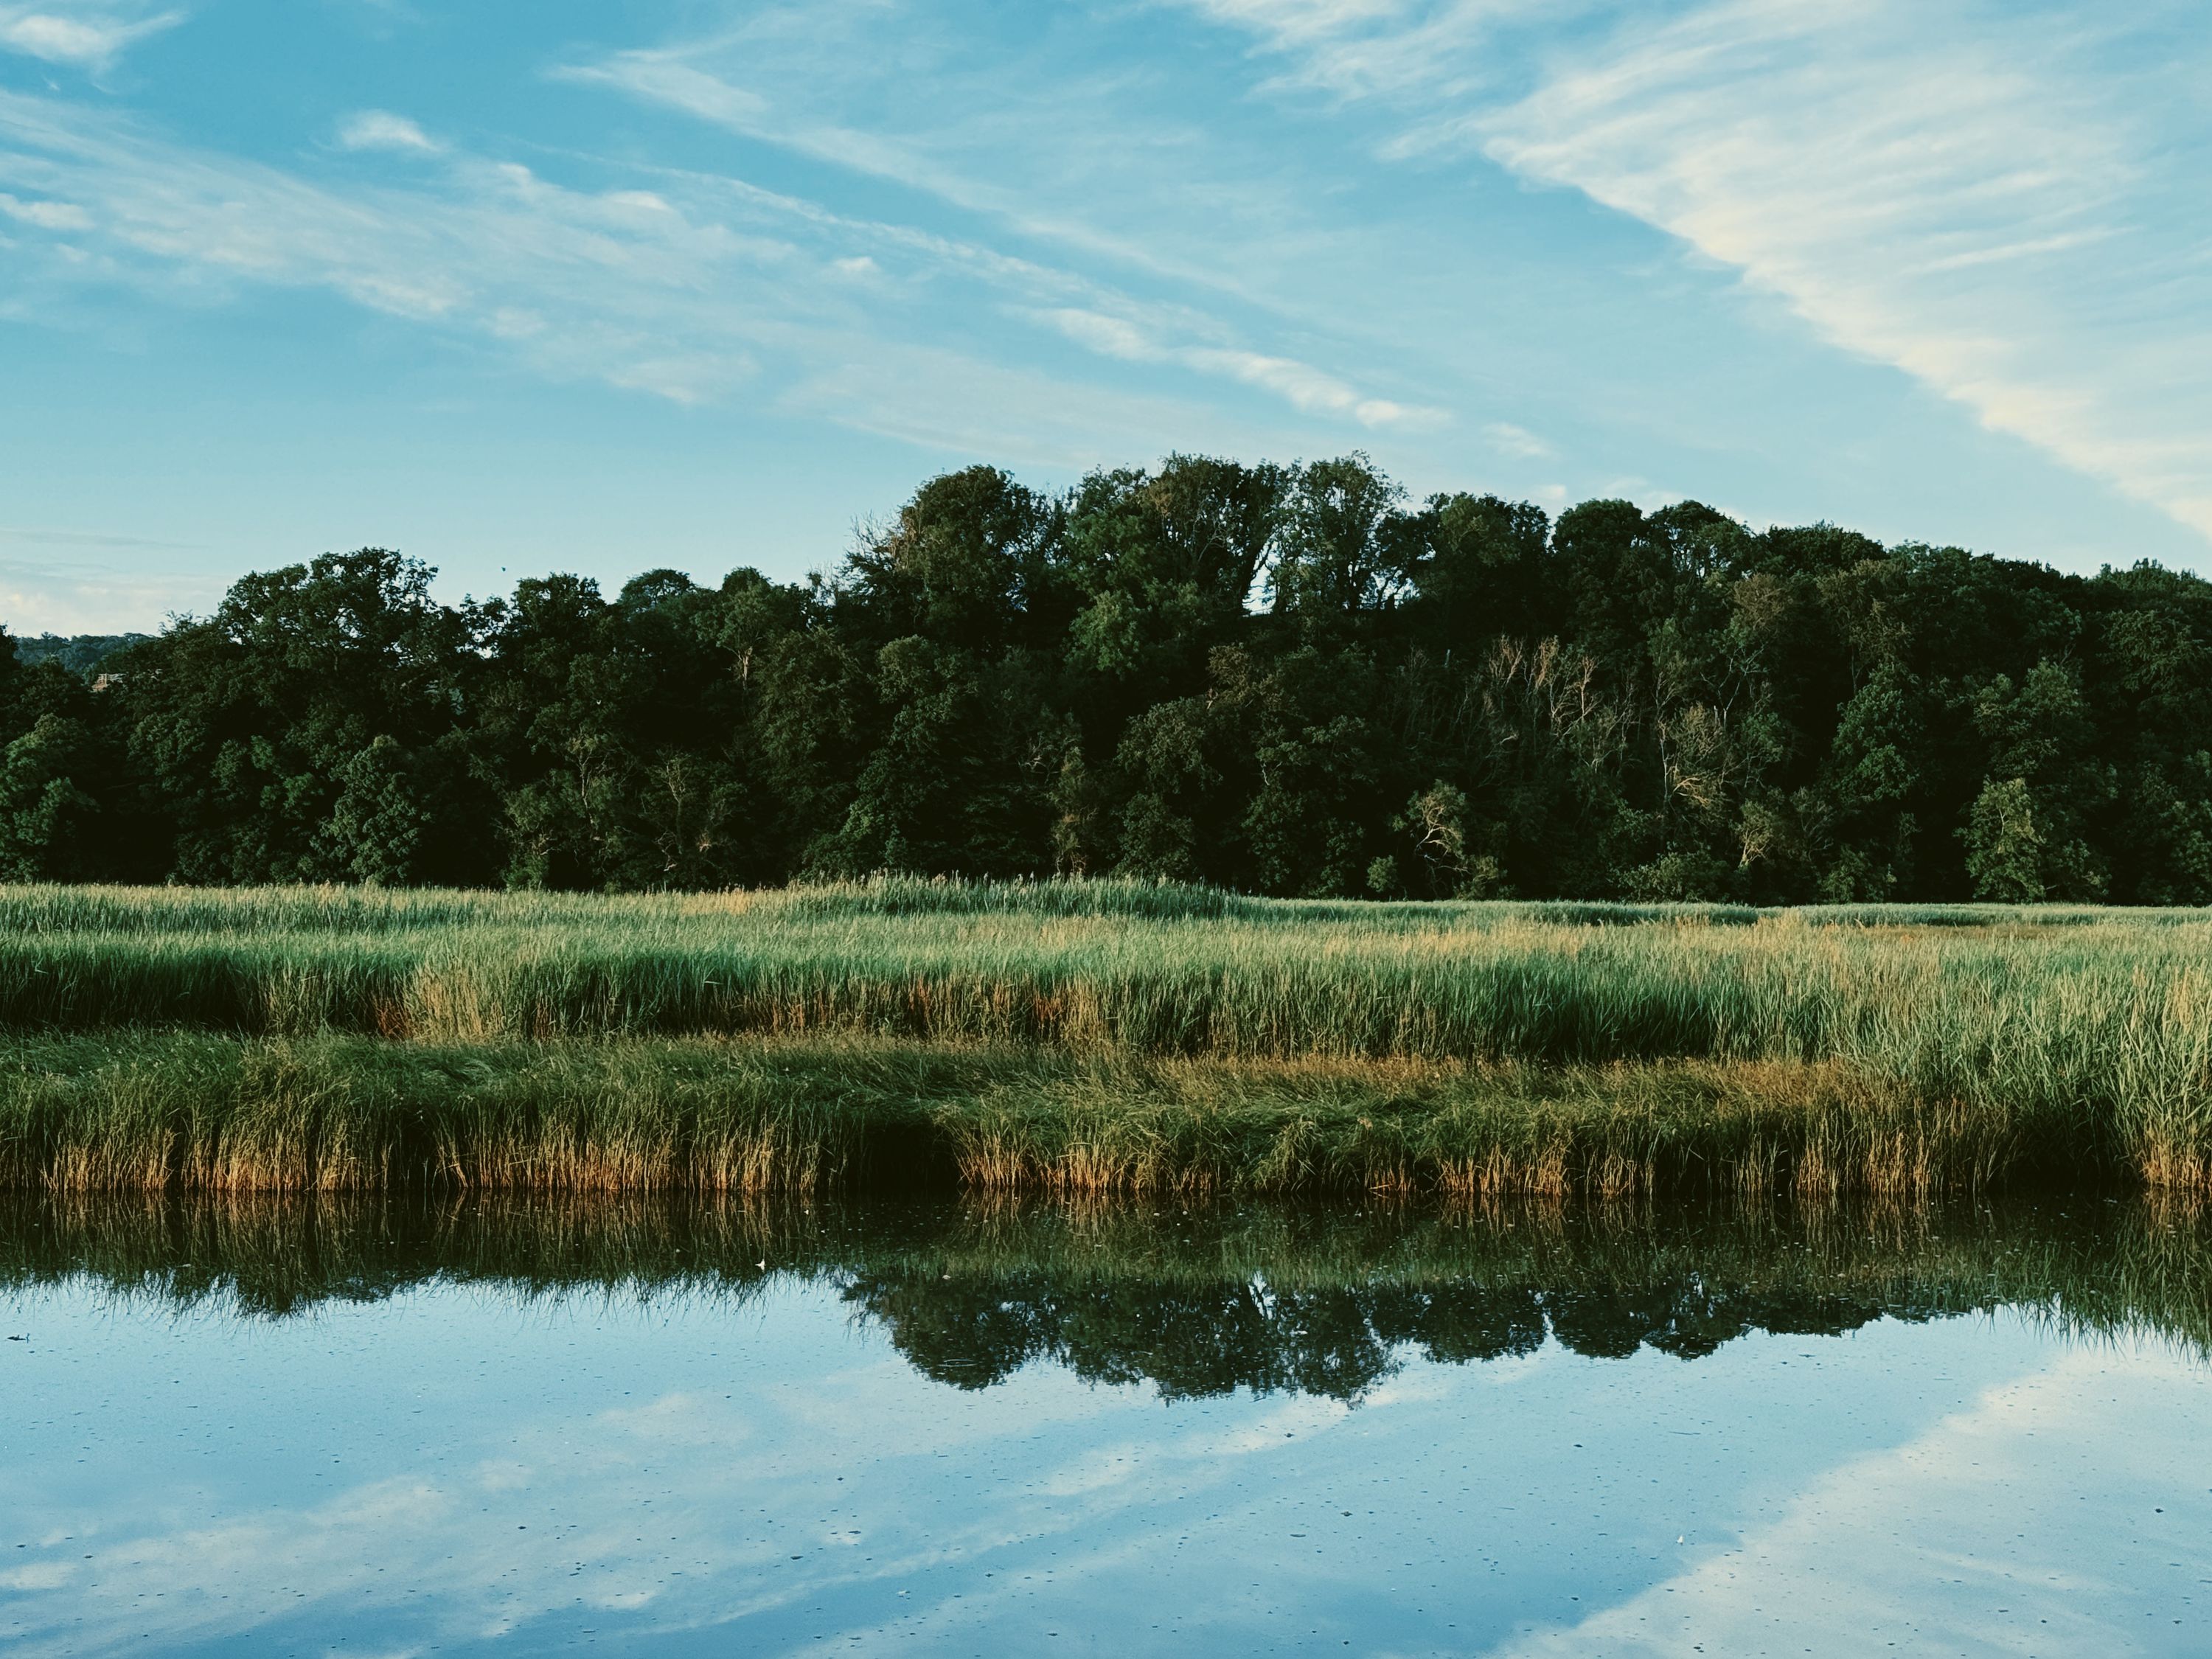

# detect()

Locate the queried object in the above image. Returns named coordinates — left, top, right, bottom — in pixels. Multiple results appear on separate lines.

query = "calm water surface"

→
left=1, top=1195, right=2208, bottom=1656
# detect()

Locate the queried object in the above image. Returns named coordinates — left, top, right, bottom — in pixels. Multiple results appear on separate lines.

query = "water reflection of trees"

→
left=4, top=1193, right=2205, bottom=1402
left=844, top=1274, right=1928, bottom=1399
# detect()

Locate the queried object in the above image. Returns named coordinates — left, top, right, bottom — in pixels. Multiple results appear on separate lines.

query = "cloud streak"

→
left=0, top=3, right=181, bottom=68
left=1481, top=0, right=2212, bottom=537
left=1042, top=306, right=1442, bottom=428
left=1175, top=0, right=1558, bottom=99
left=0, top=24, right=1440, bottom=463
left=554, top=49, right=1251, bottom=309
left=1181, top=0, right=2212, bottom=543
left=554, top=15, right=1453, bottom=433
left=335, top=110, right=441, bottom=154
left=0, top=90, right=1329, bottom=468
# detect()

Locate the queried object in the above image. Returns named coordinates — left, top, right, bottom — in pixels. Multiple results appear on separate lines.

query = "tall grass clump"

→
left=1, top=880, right=2209, bottom=1192
left=0, top=1034, right=2117, bottom=1200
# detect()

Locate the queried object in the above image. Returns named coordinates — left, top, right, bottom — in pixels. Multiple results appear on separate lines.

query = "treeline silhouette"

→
left=7, top=455, right=2211, bottom=901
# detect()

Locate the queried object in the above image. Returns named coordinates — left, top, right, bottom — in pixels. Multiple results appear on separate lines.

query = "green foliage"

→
left=12, top=456, right=2212, bottom=900
left=0, top=716, right=100, bottom=880
left=1962, top=778, right=2046, bottom=902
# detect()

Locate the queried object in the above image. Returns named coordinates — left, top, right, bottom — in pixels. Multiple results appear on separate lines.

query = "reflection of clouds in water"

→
left=0, top=1295, right=1157, bottom=1657
left=1043, top=1395, right=1352, bottom=1497
left=1, top=1281, right=2198, bottom=1658
left=5, top=1485, right=465, bottom=1655
left=0, top=1561, right=75, bottom=1592
left=1498, top=1338, right=2212, bottom=1658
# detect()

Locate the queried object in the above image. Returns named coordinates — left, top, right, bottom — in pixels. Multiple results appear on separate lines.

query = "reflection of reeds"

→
left=0, top=880, right=2208, bottom=1189
left=7, top=1191, right=2208, bottom=1392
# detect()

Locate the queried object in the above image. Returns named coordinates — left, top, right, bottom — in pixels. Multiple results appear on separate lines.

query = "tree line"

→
left=5, top=454, right=2209, bottom=902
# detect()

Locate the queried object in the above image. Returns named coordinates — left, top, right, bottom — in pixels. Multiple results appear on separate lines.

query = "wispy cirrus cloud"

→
left=1482, top=420, right=1554, bottom=459
left=552, top=47, right=1287, bottom=303
left=0, top=90, right=1305, bottom=464
left=1042, top=305, right=1441, bottom=429
left=1480, top=0, right=2212, bottom=538
left=0, top=188, right=90, bottom=227
left=0, top=89, right=809, bottom=396
left=1178, top=0, right=2212, bottom=543
left=556, top=18, right=1453, bottom=440
left=1, top=2, right=1442, bottom=476
left=1173, top=0, right=1557, bottom=98
left=0, top=2, right=182, bottom=69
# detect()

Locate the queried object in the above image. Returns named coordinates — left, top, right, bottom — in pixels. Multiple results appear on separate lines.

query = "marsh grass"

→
left=0, top=1034, right=2099, bottom=1198
left=1, top=878, right=2208, bottom=1192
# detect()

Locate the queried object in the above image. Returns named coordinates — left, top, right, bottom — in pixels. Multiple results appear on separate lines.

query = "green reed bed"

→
left=0, top=878, right=2208, bottom=1193
left=0, top=1032, right=2115, bottom=1199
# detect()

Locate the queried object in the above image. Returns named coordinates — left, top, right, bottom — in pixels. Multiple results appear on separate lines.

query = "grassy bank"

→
left=0, top=1033, right=2038, bottom=1197
left=0, top=878, right=2208, bottom=1192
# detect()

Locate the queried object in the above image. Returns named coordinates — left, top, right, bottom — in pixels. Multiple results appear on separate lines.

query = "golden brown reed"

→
left=0, top=1034, right=2084, bottom=1200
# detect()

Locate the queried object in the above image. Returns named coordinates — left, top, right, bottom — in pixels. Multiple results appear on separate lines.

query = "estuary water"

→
left=1, top=1194, right=2208, bottom=1657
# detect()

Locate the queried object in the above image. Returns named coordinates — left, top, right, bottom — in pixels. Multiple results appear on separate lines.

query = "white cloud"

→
left=0, top=4, right=182, bottom=68
left=1174, top=0, right=2212, bottom=544
left=0, top=89, right=1311, bottom=470
left=335, top=110, right=441, bottom=154
left=1044, top=306, right=1158, bottom=362
left=1187, top=346, right=1430, bottom=428
left=1478, top=0, right=2212, bottom=539
left=0, top=189, right=90, bottom=228
left=554, top=49, right=1262, bottom=301
left=0, top=91, right=807, bottom=401
left=785, top=341, right=1279, bottom=472
left=1041, top=306, right=1446, bottom=430
left=1189, top=0, right=1409, bottom=32
left=1482, top=419, right=1554, bottom=459
left=1174, top=0, right=1558, bottom=99
left=0, top=543, right=216, bottom=633
left=541, top=8, right=1477, bottom=457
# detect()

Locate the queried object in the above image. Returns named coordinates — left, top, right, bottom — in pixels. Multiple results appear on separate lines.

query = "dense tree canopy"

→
left=11, top=453, right=2212, bottom=902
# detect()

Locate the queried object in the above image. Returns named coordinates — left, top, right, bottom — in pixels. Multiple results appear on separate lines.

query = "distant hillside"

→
left=10, top=633, right=151, bottom=677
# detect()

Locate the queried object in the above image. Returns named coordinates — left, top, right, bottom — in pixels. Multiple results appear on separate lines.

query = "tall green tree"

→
left=13, top=455, right=2212, bottom=903
left=115, top=549, right=489, bottom=884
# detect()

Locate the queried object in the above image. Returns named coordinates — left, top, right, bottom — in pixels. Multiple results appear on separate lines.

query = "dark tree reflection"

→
left=846, top=1273, right=1908, bottom=1399
left=5, top=1192, right=2205, bottom=1403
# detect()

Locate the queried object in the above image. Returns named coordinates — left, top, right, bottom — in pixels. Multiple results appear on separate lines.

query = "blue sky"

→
left=1, top=0, right=2207, bottom=631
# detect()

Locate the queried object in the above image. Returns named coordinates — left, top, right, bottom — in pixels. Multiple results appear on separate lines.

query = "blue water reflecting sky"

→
left=3, top=1276, right=2206, bottom=1655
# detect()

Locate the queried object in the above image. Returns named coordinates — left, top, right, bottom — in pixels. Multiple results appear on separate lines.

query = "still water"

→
left=2, top=1194, right=2208, bottom=1657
